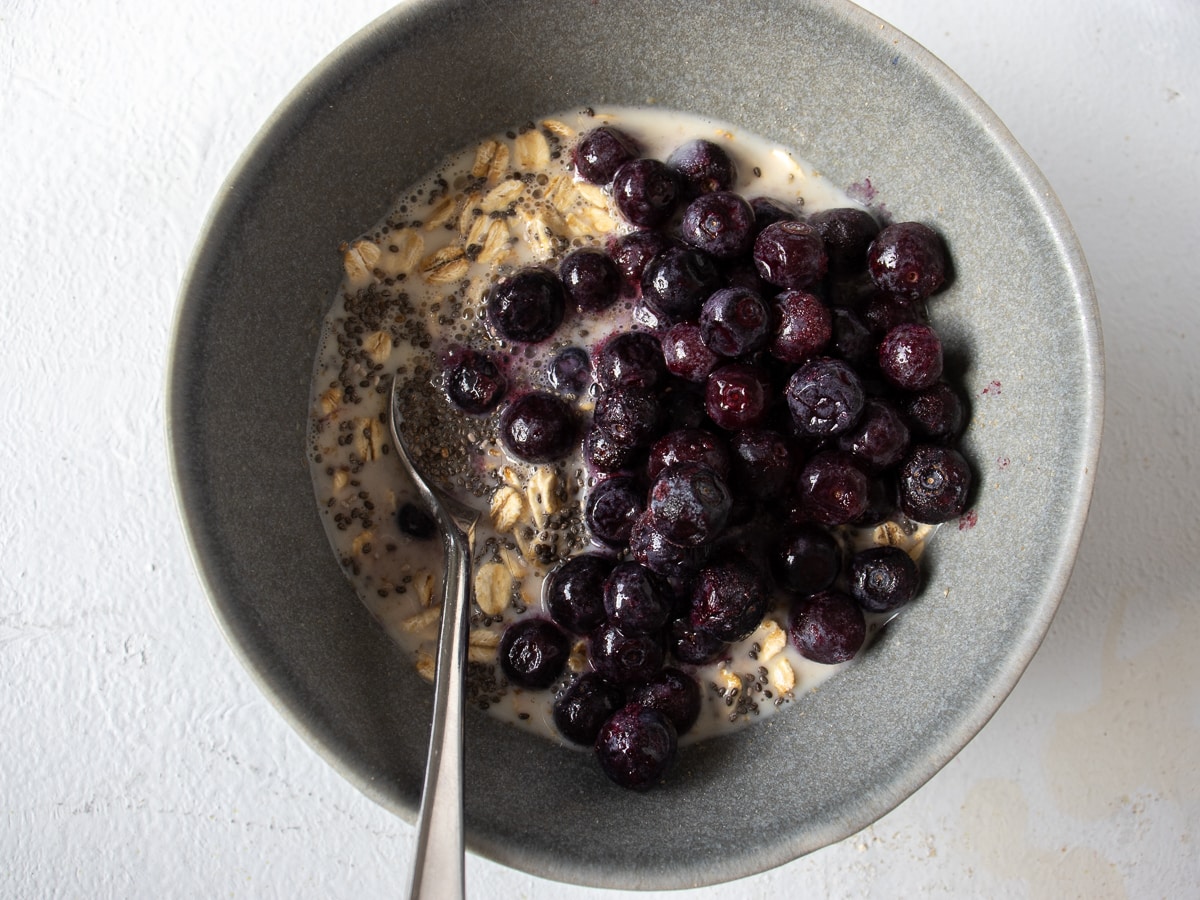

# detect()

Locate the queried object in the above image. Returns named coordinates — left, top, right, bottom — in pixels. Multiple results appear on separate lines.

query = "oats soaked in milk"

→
left=307, top=107, right=941, bottom=750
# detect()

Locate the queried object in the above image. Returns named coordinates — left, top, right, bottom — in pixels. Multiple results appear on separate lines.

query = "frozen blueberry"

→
left=603, top=562, right=672, bottom=634
left=641, top=245, right=722, bottom=325
left=797, top=451, right=871, bottom=526
left=849, top=546, right=920, bottom=613
left=593, top=331, right=666, bottom=391
left=689, top=557, right=769, bottom=642
left=589, top=623, right=665, bottom=686
left=789, top=590, right=866, bottom=664
left=584, top=426, right=643, bottom=474
left=572, top=125, right=640, bottom=185
left=647, top=428, right=732, bottom=482
left=594, top=704, right=677, bottom=791
left=445, top=349, right=507, bottom=414
left=547, top=346, right=592, bottom=395
left=835, top=397, right=911, bottom=471
left=593, top=384, right=663, bottom=449
left=545, top=553, right=613, bottom=635
left=668, top=616, right=729, bottom=665
left=862, top=291, right=926, bottom=337
left=700, top=286, right=773, bottom=357
left=560, top=248, right=620, bottom=313
left=662, top=322, right=720, bottom=383
left=868, top=221, right=948, bottom=300
left=753, top=220, right=828, bottom=289
left=487, top=268, right=565, bottom=343
left=728, top=428, right=795, bottom=498
left=609, top=230, right=675, bottom=298
left=612, top=158, right=680, bottom=228
left=667, top=139, right=737, bottom=196
left=897, top=444, right=972, bottom=523
left=773, top=523, right=842, bottom=595
left=499, top=618, right=570, bottom=689
left=647, top=463, right=732, bottom=547
left=586, top=476, right=645, bottom=546
left=879, top=323, right=944, bottom=391
left=808, top=207, right=880, bottom=275
left=679, top=191, right=756, bottom=260
left=628, top=667, right=701, bottom=734
left=499, top=391, right=577, bottom=462
left=629, top=510, right=704, bottom=587
left=553, top=673, right=625, bottom=746
left=902, top=381, right=967, bottom=441
left=705, top=362, right=772, bottom=431
left=749, top=196, right=799, bottom=234
left=770, top=289, right=832, bottom=364
left=396, top=502, right=436, bottom=540
left=785, top=357, right=865, bottom=437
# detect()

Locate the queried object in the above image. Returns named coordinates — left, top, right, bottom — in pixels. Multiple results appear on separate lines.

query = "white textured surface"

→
left=2, top=0, right=1197, bottom=896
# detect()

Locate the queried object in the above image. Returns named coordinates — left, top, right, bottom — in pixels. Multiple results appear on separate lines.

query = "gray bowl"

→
left=168, top=0, right=1102, bottom=889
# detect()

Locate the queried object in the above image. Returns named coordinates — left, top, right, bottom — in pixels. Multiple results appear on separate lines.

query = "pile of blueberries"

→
left=438, top=124, right=973, bottom=790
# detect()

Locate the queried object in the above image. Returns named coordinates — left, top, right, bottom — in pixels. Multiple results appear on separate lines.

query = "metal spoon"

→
left=389, top=376, right=479, bottom=900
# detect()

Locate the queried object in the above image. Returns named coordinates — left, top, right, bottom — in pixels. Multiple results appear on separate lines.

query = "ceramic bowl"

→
left=169, top=0, right=1102, bottom=888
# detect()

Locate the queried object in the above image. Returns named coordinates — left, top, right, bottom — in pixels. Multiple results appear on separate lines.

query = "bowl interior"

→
left=169, top=0, right=1101, bottom=888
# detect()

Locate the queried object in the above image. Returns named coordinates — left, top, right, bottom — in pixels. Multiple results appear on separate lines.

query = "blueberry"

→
left=629, top=510, right=704, bottom=587
left=829, top=306, right=875, bottom=367
left=583, top=426, right=643, bottom=474
left=862, top=291, right=926, bottom=337
left=788, top=590, right=866, bottom=664
left=593, top=331, right=666, bottom=391
left=868, top=222, right=947, bottom=300
left=487, top=268, right=565, bottom=343
left=808, top=207, right=880, bottom=275
left=603, top=562, right=671, bottom=634
left=545, top=553, right=613, bottom=635
left=752, top=220, right=828, bottom=289
left=396, top=502, right=436, bottom=540
left=553, top=673, right=625, bottom=746
left=499, top=391, right=577, bottom=463
left=700, top=286, right=773, bottom=357
left=647, top=428, right=732, bottom=482
left=785, top=357, right=865, bottom=437
left=585, top=476, right=645, bottom=547
left=835, top=397, right=911, bottom=471
left=667, top=138, right=737, bottom=196
left=689, top=557, right=769, bottom=642
left=444, top=349, right=507, bottom=414
left=770, top=289, right=832, bottom=364
left=647, top=463, right=732, bottom=547
left=679, top=191, right=755, bottom=260
left=902, top=381, right=967, bottom=441
left=640, top=245, right=722, bottom=325
left=547, top=346, right=592, bottom=395
left=705, top=362, right=772, bottom=431
left=797, top=451, right=871, bottom=526
left=728, top=428, right=795, bottom=498
left=572, top=125, right=640, bottom=185
left=594, top=704, right=677, bottom=791
left=667, top=616, right=729, bottom=665
left=559, top=248, right=620, bottom=313
left=499, top=618, right=570, bottom=689
left=879, top=323, right=944, bottom=391
left=749, top=196, right=799, bottom=234
left=628, top=668, right=701, bottom=734
left=772, top=523, right=841, bottom=595
left=589, top=623, right=665, bottom=686
left=897, top=444, right=972, bottom=523
left=609, top=230, right=675, bottom=298
left=849, top=546, right=920, bottom=613
left=662, top=322, right=720, bottom=383
left=592, top=384, right=662, bottom=449
left=612, top=158, right=680, bottom=228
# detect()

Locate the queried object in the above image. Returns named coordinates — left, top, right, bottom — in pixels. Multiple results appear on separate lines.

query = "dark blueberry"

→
left=647, top=428, right=732, bottom=482
left=594, top=704, right=677, bottom=791
left=628, top=668, right=701, bottom=734
left=545, top=553, right=613, bottom=635
left=700, top=286, right=772, bottom=357
left=666, top=138, right=737, bottom=196
left=770, top=289, right=832, bottom=364
left=586, top=476, right=645, bottom=547
left=572, top=125, right=640, bottom=185
left=789, top=590, right=866, bottom=664
left=879, top=323, right=944, bottom=391
left=659, top=379, right=710, bottom=431
left=836, top=397, right=911, bottom=471
left=862, top=291, right=926, bottom=336
left=593, top=384, right=662, bottom=449
left=553, top=673, right=625, bottom=746
left=547, top=346, right=591, bottom=395
left=662, top=323, right=720, bottom=383
left=772, top=524, right=841, bottom=595
left=897, top=444, right=973, bottom=523
left=753, top=220, right=828, bottom=289
left=498, top=618, right=570, bottom=689
left=829, top=306, right=875, bottom=367
left=868, top=221, right=948, bottom=300
left=629, top=510, right=704, bottom=587
left=808, top=207, right=880, bottom=275
left=728, top=428, right=795, bottom=498
left=444, top=349, right=507, bottom=414
left=589, top=623, right=665, bottom=686
left=785, top=357, right=865, bottom=437
left=797, top=451, right=871, bottom=526
left=612, top=158, right=680, bottom=228
left=749, top=196, right=799, bottom=234
left=647, top=462, right=732, bottom=547
left=902, top=382, right=967, bottom=441
left=850, top=546, right=921, bottom=613
left=689, top=557, right=769, bottom=642
left=705, top=362, right=772, bottom=431
left=852, top=474, right=898, bottom=528
left=584, top=426, right=643, bottom=473
left=487, top=268, right=565, bottom=343
left=593, top=331, right=665, bottom=391
left=640, top=245, right=722, bottom=325
left=499, top=391, right=577, bottom=463
left=679, top=191, right=755, bottom=260
left=559, top=248, right=620, bottom=313
left=396, top=502, right=436, bottom=540
left=668, top=616, right=729, bottom=665
left=609, top=230, right=675, bottom=298
left=603, top=562, right=671, bottom=634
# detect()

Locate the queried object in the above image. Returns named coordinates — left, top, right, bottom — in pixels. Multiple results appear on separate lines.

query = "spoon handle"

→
left=407, top=525, right=471, bottom=900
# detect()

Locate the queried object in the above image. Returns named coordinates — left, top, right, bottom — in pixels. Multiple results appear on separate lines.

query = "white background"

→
left=3, top=0, right=1198, bottom=896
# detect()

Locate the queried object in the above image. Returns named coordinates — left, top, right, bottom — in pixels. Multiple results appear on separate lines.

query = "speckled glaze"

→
left=168, top=0, right=1103, bottom=889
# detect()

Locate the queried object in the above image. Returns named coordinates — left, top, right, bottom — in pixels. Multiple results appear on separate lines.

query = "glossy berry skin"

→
left=808, top=207, right=880, bottom=275
left=559, top=248, right=620, bottom=313
left=700, top=286, right=772, bottom=357
left=771, top=289, right=832, bottom=364
left=585, top=476, right=645, bottom=546
left=667, top=139, right=737, bottom=196
left=773, top=524, right=842, bottom=595
left=487, top=268, right=565, bottom=343
left=572, top=125, right=640, bottom=185
left=612, top=158, right=680, bottom=228
left=797, top=451, right=872, bottom=526
left=789, top=590, right=866, bottom=664
left=499, top=618, right=571, bottom=689
left=545, top=553, right=613, bottom=635
left=628, top=667, right=701, bottom=734
left=593, top=384, right=662, bottom=449
left=589, top=623, right=665, bottom=686
left=640, top=245, right=722, bottom=325
left=445, top=349, right=507, bottom=414
left=609, top=230, right=674, bottom=298
left=583, top=426, right=642, bottom=473
left=679, top=191, right=756, bottom=260
left=553, top=673, right=625, bottom=746
left=603, top=562, right=672, bottom=634
left=879, top=322, right=944, bottom=391
left=662, top=323, right=720, bottom=383
left=862, top=291, right=926, bottom=337
left=593, top=331, right=665, bottom=391
left=836, top=397, right=911, bottom=472
left=629, top=511, right=704, bottom=587
left=547, top=346, right=591, bottom=395
left=753, top=220, right=828, bottom=289
left=850, top=546, right=920, bottom=613
left=647, top=462, right=732, bottom=547
left=868, top=222, right=947, bottom=301
left=728, top=429, right=795, bottom=498
left=749, top=196, right=798, bottom=234
left=689, top=557, right=770, bottom=642
left=396, top=502, right=436, bottom=540
left=785, top=357, right=866, bottom=437
left=705, top=362, right=772, bottom=431
left=594, top=704, right=677, bottom=791
left=647, top=428, right=732, bottom=481
left=898, top=444, right=972, bottom=523
left=499, top=391, right=577, bottom=462
left=902, top=381, right=966, bottom=441
left=667, top=616, right=729, bottom=665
